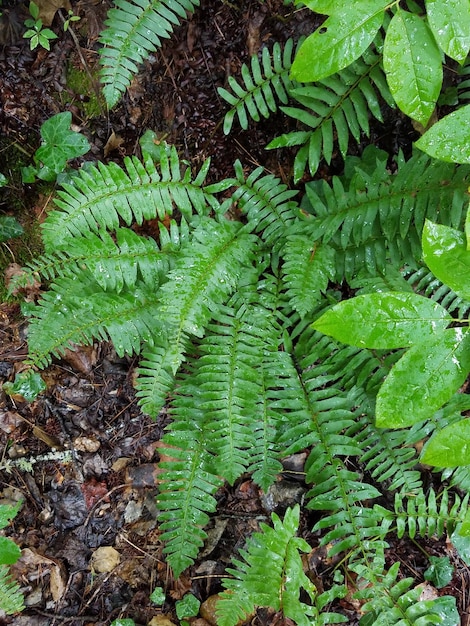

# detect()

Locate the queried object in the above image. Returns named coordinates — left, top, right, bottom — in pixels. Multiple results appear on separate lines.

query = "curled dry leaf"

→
left=91, top=546, right=120, bottom=573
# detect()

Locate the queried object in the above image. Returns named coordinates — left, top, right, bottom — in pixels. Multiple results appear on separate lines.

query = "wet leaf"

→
left=290, top=0, right=386, bottom=82
left=0, top=216, right=23, bottom=243
left=3, top=369, right=46, bottom=402
left=150, top=586, right=166, bottom=605
left=35, top=112, right=90, bottom=177
left=425, top=0, right=470, bottom=63
left=422, top=220, right=470, bottom=300
left=422, top=418, right=470, bottom=467
left=0, top=537, right=21, bottom=565
left=424, top=556, right=454, bottom=588
left=383, top=10, right=442, bottom=125
left=312, top=292, right=451, bottom=349
left=176, top=593, right=201, bottom=620
left=415, top=105, right=470, bottom=163
left=376, top=328, right=470, bottom=428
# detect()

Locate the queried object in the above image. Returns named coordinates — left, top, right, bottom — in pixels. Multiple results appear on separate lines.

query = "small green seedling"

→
left=23, top=1, right=58, bottom=51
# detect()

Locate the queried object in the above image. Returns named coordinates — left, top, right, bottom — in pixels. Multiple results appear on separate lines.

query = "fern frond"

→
left=99, top=0, right=200, bottom=108
left=352, top=562, right=455, bottom=626
left=375, top=488, right=470, bottom=540
left=301, top=148, right=470, bottom=280
left=281, top=234, right=335, bottom=318
left=42, top=147, right=213, bottom=249
left=267, top=46, right=394, bottom=181
left=211, top=160, right=299, bottom=248
left=135, top=218, right=257, bottom=416
left=0, top=566, right=24, bottom=615
left=158, top=387, right=222, bottom=578
left=405, top=265, right=470, bottom=319
left=219, top=39, right=297, bottom=134
left=27, top=275, right=159, bottom=368
left=217, top=505, right=347, bottom=626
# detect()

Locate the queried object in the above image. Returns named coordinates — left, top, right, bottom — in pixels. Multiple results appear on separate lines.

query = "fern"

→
left=99, top=0, right=200, bottom=108
left=41, top=145, right=213, bottom=249
left=218, top=39, right=298, bottom=135
left=267, top=45, right=394, bottom=181
left=216, top=505, right=347, bottom=626
left=0, top=566, right=24, bottom=615
left=300, top=146, right=470, bottom=281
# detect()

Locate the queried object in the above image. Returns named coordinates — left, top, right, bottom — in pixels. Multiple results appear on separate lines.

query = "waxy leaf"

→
left=290, top=0, right=386, bottom=82
left=422, top=220, right=470, bottom=301
left=425, top=0, right=470, bottom=64
left=300, top=0, right=342, bottom=13
left=376, top=327, right=470, bottom=428
left=415, top=105, right=470, bottom=163
left=312, top=292, right=451, bottom=349
left=0, top=537, right=21, bottom=565
left=422, top=418, right=470, bottom=467
left=383, top=11, right=442, bottom=125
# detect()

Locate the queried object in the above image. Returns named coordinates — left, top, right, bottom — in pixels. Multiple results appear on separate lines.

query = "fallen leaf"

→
left=91, top=546, right=120, bottom=573
left=104, top=131, right=124, bottom=157
left=35, top=0, right=72, bottom=26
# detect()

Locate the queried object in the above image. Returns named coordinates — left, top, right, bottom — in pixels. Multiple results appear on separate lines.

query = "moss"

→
left=62, top=60, right=105, bottom=119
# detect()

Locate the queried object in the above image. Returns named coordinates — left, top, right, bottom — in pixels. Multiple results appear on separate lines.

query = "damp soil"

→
left=0, top=1, right=469, bottom=625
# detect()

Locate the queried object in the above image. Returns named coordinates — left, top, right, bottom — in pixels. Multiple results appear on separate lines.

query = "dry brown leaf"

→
left=91, top=546, right=120, bottom=573
left=148, top=616, right=178, bottom=626
left=104, top=131, right=124, bottom=157
left=36, top=0, right=72, bottom=26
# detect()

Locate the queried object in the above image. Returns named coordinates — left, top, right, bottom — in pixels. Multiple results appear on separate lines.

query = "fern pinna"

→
left=14, top=139, right=470, bottom=623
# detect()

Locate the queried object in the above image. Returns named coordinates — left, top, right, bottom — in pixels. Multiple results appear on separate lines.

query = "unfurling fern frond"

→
left=0, top=566, right=24, bottom=615
left=267, top=46, right=394, bottom=181
left=301, top=147, right=470, bottom=280
left=218, top=39, right=297, bottom=135
left=216, top=505, right=347, bottom=626
left=99, top=0, right=200, bottom=108
left=42, top=145, right=213, bottom=249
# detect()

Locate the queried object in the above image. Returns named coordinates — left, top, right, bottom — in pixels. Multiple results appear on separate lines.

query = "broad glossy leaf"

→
left=383, top=11, right=442, bottom=125
left=290, top=1, right=386, bottom=82
left=376, top=327, right=470, bottom=428
left=422, top=418, right=470, bottom=467
left=422, top=220, right=470, bottom=301
left=312, top=292, right=451, bottom=349
left=425, top=0, right=470, bottom=63
left=415, top=105, right=470, bottom=163
left=300, top=0, right=342, bottom=13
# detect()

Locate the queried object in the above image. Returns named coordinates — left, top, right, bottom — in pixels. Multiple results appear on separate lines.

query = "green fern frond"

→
left=352, top=562, right=456, bottom=626
left=42, top=147, right=213, bottom=249
left=211, top=160, right=299, bottom=248
left=375, top=488, right=470, bottom=540
left=27, top=275, right=159, bottom=368
left=219, top=39, right=297, bottom=134
left=158, top=390, right=222, bottom=578
left=135, top=218, right=257, bottom=417
left=267, top=46, right=394, bottom=181
left=281, top=234, right=335, bottom=318
left=405, top=265, right=470, bottom=319
left=217, top=505, right=347, bottom=626
left=0, top=566, right=24, bottom=615
left=99, top=0, right=200, bottom=108
left=301, top=147, right=470, bottom=280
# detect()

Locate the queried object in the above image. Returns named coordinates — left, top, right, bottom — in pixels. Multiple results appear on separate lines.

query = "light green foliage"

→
left=217, top=505, right=347, bottom=626
left=416, top=105, right=470, bottom=163
left=99, top=0, right=200, bottom=108
left=0, top=502, right=24, bottom=615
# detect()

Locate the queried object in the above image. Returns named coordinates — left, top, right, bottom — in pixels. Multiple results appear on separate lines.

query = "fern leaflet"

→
left=0, top=566, right=24, bottom=615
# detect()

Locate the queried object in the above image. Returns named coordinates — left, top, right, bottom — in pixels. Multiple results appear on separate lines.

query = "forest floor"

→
left=0, top=1, right=468, bottom=625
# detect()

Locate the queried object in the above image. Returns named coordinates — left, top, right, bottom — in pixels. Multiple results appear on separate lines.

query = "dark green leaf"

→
left=376, top=328, right=470, bottom=428
left=312, top=292, right=451, bottom=349
left=3, top=369, right=46, bottom=402
left=424, top=556, right=454, bottom=588
left=0, top=216, right=24, bottom=243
